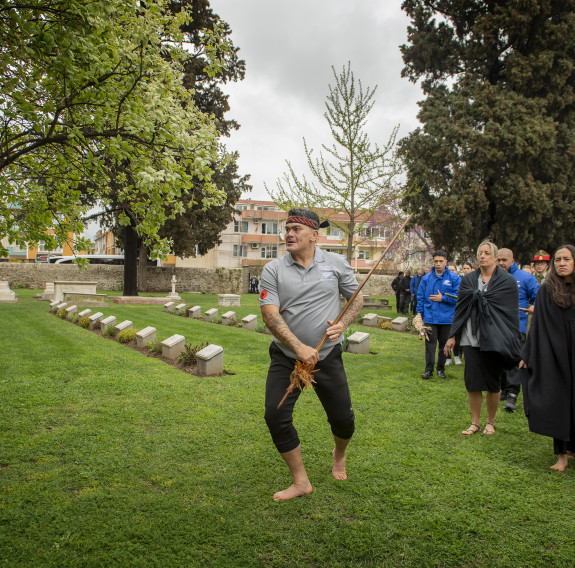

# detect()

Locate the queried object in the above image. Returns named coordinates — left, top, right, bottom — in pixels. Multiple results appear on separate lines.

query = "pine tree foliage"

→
left=266, top=62, right=404, bottom=263
left=400, top=0, right=575, bottom=261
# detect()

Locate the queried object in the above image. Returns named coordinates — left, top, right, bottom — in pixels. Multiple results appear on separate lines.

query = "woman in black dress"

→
left=445, top=241, right=521, bottom=435
left=520, top=244, right=575, bottom=471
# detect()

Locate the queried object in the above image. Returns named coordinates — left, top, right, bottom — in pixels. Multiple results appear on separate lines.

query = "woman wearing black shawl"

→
left=519, top=245, right=575, bottom=471
left=445, top=241, right=521, bottom=435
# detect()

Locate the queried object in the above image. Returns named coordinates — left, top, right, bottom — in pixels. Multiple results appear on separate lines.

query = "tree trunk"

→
left=137, top=244, right=148, bottom=293
left=123, top=221, right=139, bottom=296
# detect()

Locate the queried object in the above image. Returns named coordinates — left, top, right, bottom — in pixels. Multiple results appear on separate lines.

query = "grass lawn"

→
left=1, top=290, right=574, bottom=567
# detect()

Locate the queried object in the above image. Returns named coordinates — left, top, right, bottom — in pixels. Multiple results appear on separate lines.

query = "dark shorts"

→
left=264, top=343, right=355, bottom=454
left=463, top=346, right=505, bottom=393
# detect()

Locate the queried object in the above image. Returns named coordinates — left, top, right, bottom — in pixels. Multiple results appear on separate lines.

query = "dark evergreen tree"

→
left=399, top=0, right=575, bottom=262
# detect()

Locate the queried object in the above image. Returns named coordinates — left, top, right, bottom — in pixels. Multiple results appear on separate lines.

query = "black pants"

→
left=501, top=333, right=526, bottom=396
left=410, top=294, right=417, bottom=315
left=395, top=292, right=401, bottom=313
left=264, top=343, right=355, bottom=454
left=425, top=324, right=451, bottom=374
left=399, top=292, right=410, bottom=314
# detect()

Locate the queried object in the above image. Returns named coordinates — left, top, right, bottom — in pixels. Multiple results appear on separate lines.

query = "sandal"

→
left=462, top=424, right=480, bottom=436
left=483, top=422, right=495, bottom=435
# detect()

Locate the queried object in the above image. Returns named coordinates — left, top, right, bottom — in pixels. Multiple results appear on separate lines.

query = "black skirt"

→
left=462, top=346, right=505, bottom=393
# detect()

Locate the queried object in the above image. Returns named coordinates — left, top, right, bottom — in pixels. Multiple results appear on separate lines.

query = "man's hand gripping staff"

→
left=277, top=215, right=414, bottom=409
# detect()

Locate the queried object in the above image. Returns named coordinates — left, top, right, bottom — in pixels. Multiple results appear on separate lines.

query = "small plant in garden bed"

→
left=69, top=314, right=80, bottom=324
left=177, top=342, right=209, bottom=366
left=147, top=339, right=163, bottom=354
left=118, top=329, right=139, bottom=344
left=342, top=325, right=358, bottom=352
left=102, top=326, right=117, bottom=338
left=380, top=321, right=392, bottom=330
left=79, top=317, right=90, bottom=329
left=57, top=309, right=67, bottom=319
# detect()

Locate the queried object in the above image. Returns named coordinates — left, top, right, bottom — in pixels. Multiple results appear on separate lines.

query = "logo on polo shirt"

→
left=260, top=289, right=268, bottom=299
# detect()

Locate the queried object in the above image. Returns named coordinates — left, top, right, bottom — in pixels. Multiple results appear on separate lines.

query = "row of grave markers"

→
left=163, top=301, right=373, bottom=355
left=48, top=300, right=224, bottom=376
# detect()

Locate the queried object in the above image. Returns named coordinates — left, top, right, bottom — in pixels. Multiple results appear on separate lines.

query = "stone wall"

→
left=0, top=263, right=394, bottom=296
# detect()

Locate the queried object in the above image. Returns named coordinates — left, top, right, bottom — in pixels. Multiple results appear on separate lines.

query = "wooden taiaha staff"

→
left=277, top=214, right=414, bottom=409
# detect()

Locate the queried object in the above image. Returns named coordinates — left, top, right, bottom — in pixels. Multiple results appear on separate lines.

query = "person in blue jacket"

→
left=410, top=268, right=424, bottom=315
left=417, top=250, right=461, bottom=379
left=496, top=248, right=539, bottom=412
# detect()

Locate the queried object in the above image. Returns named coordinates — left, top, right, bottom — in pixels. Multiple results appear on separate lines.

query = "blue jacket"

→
left=410, top=274, right=423, bottom=295
left=417, top=268, right=461, bottom=325
left=508, top=262, right=539, bottom=334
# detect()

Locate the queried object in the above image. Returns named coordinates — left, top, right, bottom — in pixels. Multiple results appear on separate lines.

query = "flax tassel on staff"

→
left=277, top=214, right=414, bottom=409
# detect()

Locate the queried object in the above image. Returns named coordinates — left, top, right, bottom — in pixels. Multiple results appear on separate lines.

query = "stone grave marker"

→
left=164, top=301, right=175, bottom=313
left=392, top=316, right=409, bottom=332
left=65, top=305, right=78, bottom=319
left=205, top=308, right=218, bottom=322
left=188, top=306, right=201, bottom=318
left=196, top=344, right=223, bottom=376
left=136, top=327, right=156, bottom=348
left=78, top=309, right=92, bottom=319
left=242, top=314, right=258, bottom=331
left=161, top=334, right=185, bottom=359
left=222, top=311, right=236, bottom=326
left=362, top=313, right=379, bottom=327
left=175, top=303, right=187, bottom=315
left=346, top=332, right=370, bottom=354
left=218, top=294, right=240, bottom=307
left=115, top=320, right=133, bottom=333
left=100, top=316, right=117, bottom=332
left=88, top=312, right=104, bottom=330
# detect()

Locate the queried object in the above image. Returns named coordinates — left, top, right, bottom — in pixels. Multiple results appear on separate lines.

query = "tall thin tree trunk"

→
left=123, top=221, right=139, bottom=296
left=137, top=244, right=148, bottom=293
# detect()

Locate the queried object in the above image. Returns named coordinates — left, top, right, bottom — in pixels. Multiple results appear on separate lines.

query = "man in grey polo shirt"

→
left=260, top=208, right=363, bottom=501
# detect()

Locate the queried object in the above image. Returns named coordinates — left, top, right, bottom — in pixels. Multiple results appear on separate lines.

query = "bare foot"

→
left=273, top=482, right=313, bottom=501
left=551, top=454, right=569, bottom=472
left=332, top=448, right=347, bottom=480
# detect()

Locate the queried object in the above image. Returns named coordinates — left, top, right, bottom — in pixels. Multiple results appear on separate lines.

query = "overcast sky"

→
left=209, top=0, right=424, bottom=201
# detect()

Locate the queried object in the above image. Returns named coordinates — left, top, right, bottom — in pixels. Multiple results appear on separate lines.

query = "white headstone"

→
left=205, top=308, right=218, bottom=322
left=196, top=344, right=224, bottom=376
left=188, top=306, right=201, bottom=318
left=161, top=334, right=185, bottom=359
left=100, top=316, right=117, bottom=332
left=242, top=314, right=258, bottom=331
left=164, top=301, right=175, bottom=313
left=346, top=331, right=370, bottom=354
left=115, top=320, right=133, bottom=332
left=362, top=313, right=379, bottom=327
left=0, top=281, right=19, bottom=303
left=222, top=311, right=236, bottom=326
left=136, top=326, right=156, bottom=348
left=392, top=316, right=409, bottom=332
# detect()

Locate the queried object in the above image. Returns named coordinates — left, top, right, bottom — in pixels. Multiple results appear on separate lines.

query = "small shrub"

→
left=69, top=314, right=80, bottom=324
left=256, top=323, right=267, bottom=334
left=178, top=342, right=209, bottom=366
left=93, top=320, right=101, bottom=330
left=79, top=317, right=90, bottom=329
left=380, top=322, right=393, bottom=330
left=147, top=339, right=163, bottom=354
left=342, top=325, right=358, bottom=352
left=118, top=328, right=139, bottom=343
left=102, top=326, right=116, bottom=337
left=57, top=309, right=67, bottom=319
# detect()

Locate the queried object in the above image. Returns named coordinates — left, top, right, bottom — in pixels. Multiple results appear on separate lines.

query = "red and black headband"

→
left=285, top=216, right=330, bottom=230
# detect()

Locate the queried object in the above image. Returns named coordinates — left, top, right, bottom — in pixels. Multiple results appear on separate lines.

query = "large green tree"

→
left=0, top=0, right=229, bottom=261
left=266, top=62, right=404, bottom=263
left=399, top=0, right=575, bottom=261
left=96, top=0, right=249, bottom=294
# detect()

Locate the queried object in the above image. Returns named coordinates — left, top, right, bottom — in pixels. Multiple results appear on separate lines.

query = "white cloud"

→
left=211, top=0, right=423, bottom=199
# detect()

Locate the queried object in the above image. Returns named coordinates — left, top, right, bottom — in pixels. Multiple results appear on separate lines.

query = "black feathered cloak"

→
left=448, top=266, right=521, bottom=369
left=520, top=284, right=575, bottom=440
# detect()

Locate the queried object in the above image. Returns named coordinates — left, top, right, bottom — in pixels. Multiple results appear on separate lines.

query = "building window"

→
left=261, top=246, right=277, bottom=259
left=233, top=244, right=248, bottom=257
left=38, top=240, right=63, bottom=253
left=233, top=219, right=248, bottom=233
left=256, top=206, right=276, bottom=211
left=261, top=222, right=278, bottom=235
left=327, top=227, right=345, bottom=238
left=323, top=248, right=345, bottom=256
left=235, top=204, right=248, bottom=211
left=358, top=249, right=371, bottom=260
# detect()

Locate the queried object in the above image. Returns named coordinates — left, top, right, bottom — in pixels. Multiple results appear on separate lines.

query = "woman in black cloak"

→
left=519, top=244, right=575, bottom=471
left=445, top=240, right=521, bottom=435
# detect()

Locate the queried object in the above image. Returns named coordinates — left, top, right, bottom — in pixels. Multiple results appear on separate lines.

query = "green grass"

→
left=1, top=291, right=574, bottom=567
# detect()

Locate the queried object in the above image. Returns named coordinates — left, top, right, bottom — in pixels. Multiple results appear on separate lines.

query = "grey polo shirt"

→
left=259, top=247, right=359, bottom=360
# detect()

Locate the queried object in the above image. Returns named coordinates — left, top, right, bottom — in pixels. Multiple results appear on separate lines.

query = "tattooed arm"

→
left=326, top=293, right=364, bottom=341
left=261, top=304, right=319, bottom=365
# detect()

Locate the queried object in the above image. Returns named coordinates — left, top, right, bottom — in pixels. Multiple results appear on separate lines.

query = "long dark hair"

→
left=546, top=244, right=575, bottom=309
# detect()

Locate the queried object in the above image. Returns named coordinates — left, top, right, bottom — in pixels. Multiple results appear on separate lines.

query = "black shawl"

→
left=449, top=266, right=521, bottom=369
left=520, top=284, right=575, bottom=440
